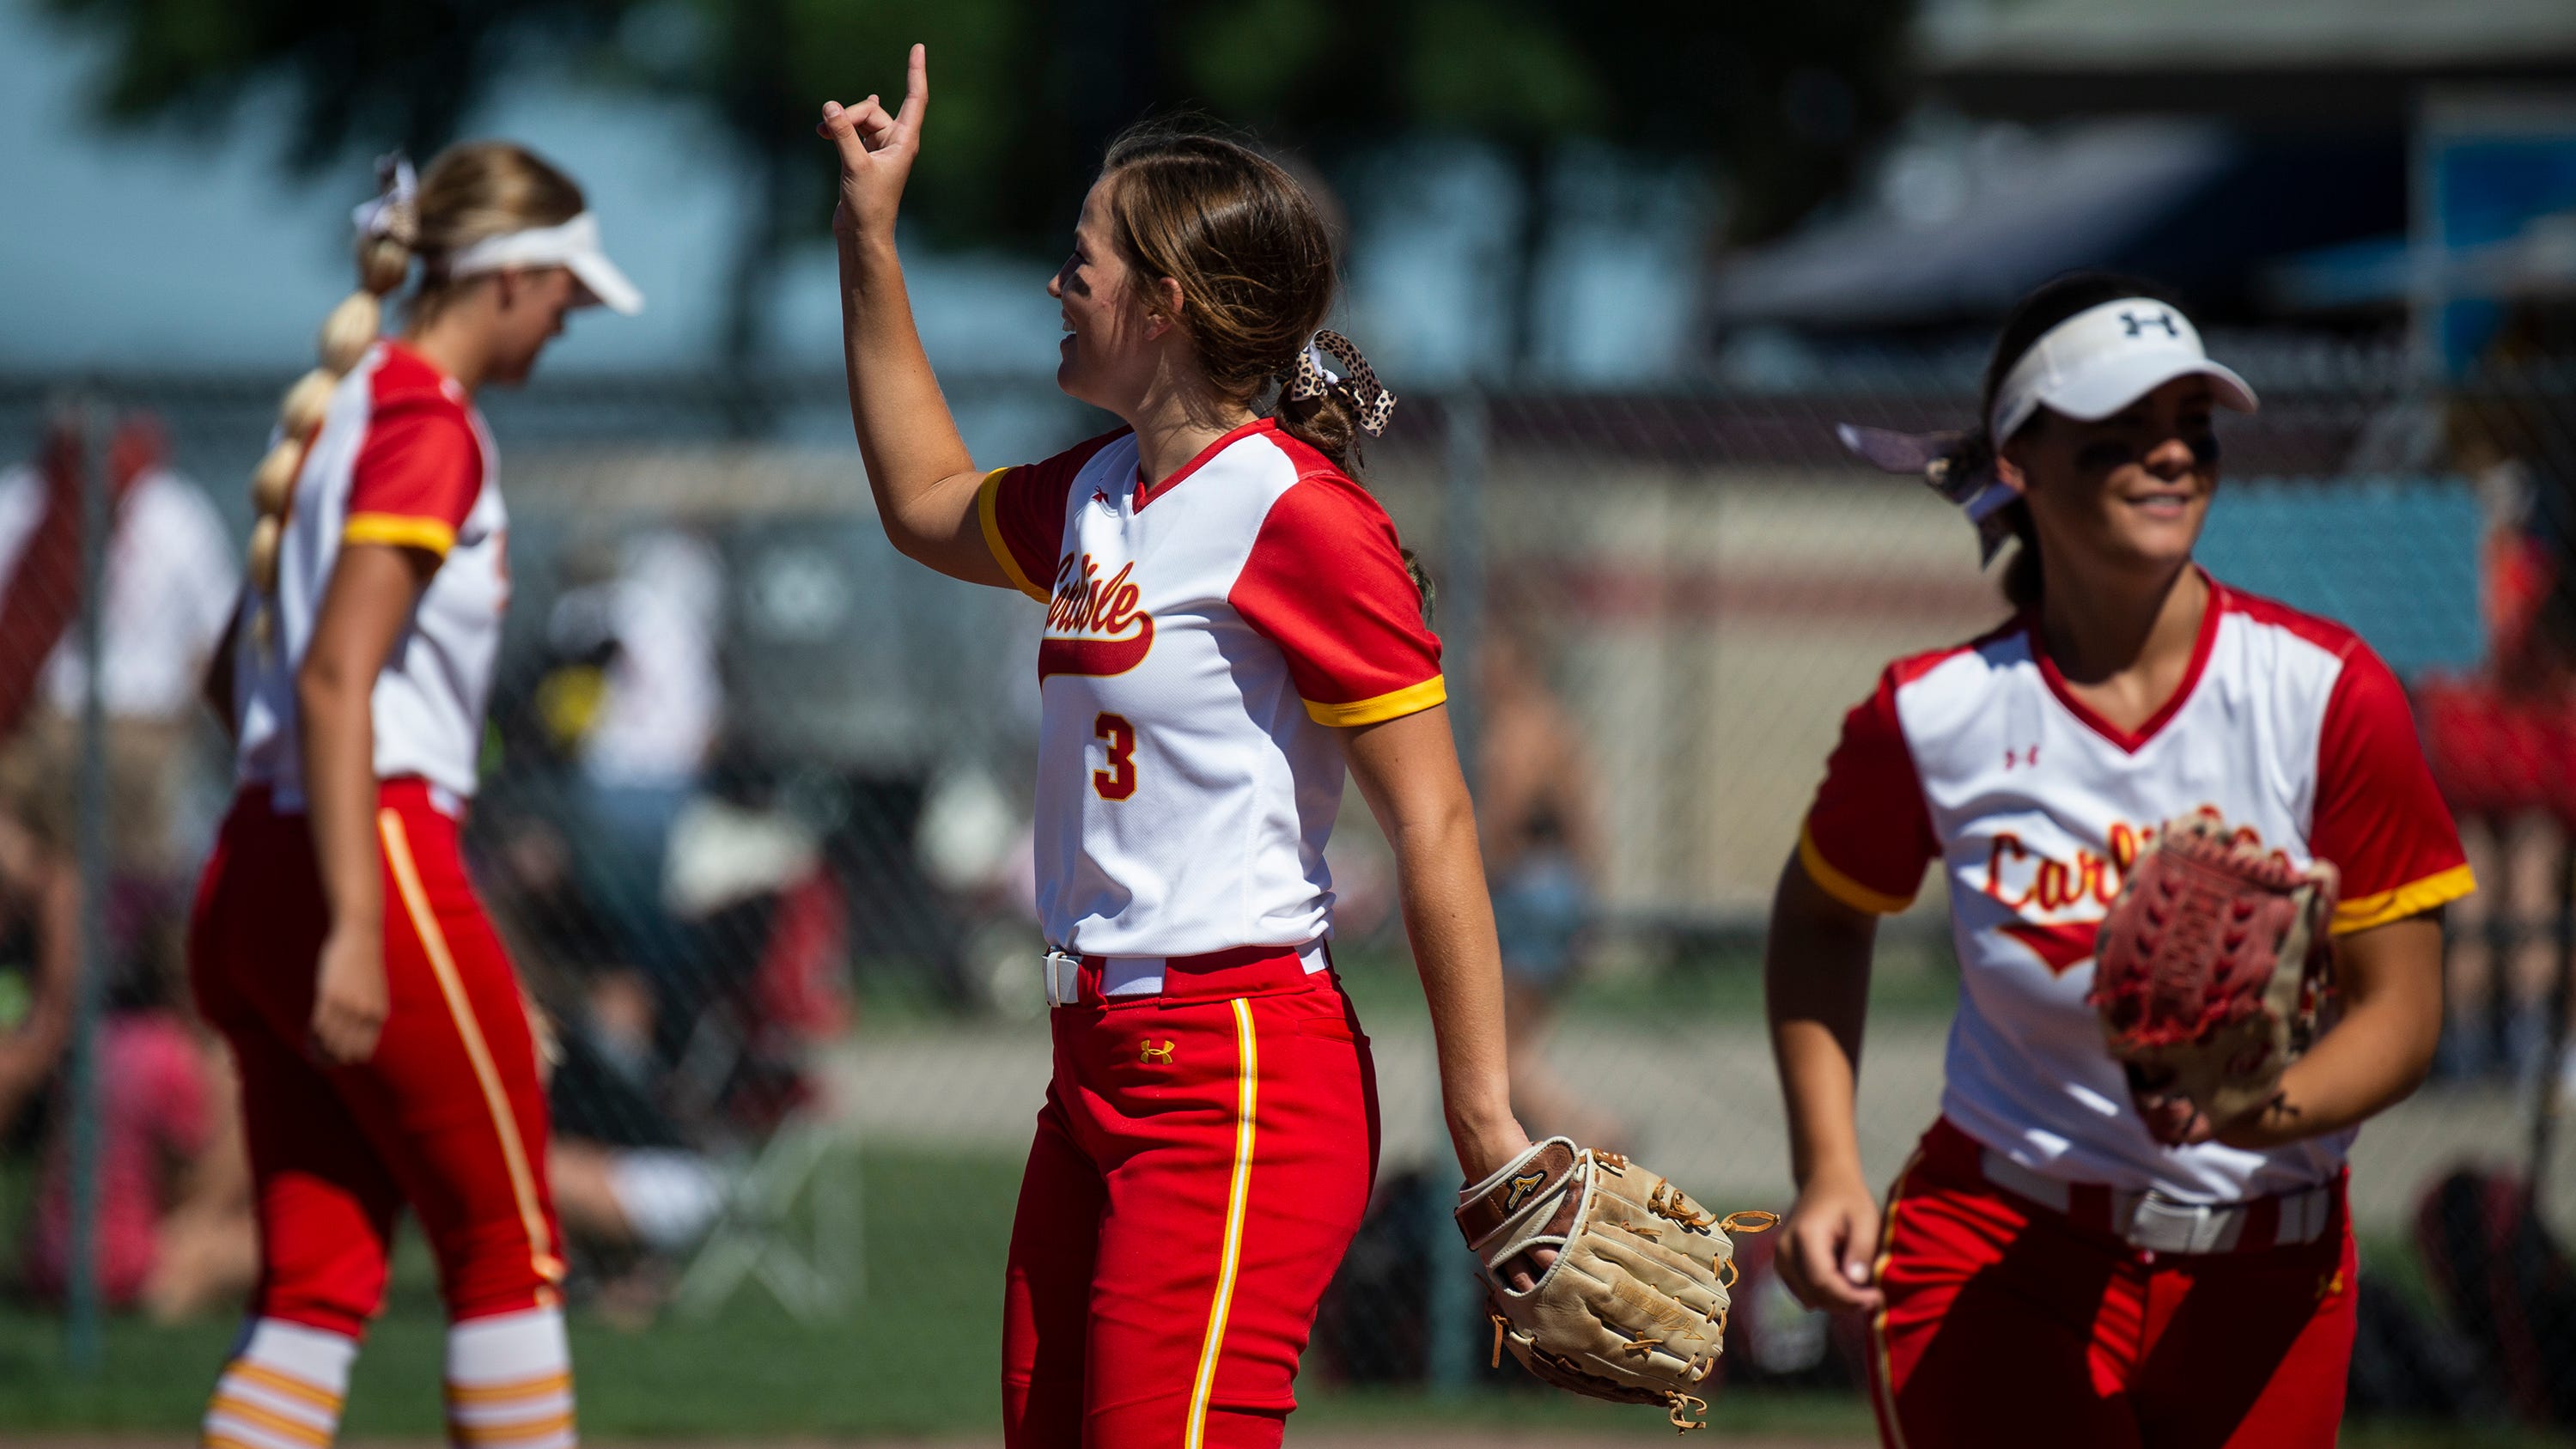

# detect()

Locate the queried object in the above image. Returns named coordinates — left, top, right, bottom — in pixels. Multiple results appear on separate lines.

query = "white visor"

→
left=444, top=212, right=643, bottom=315
left=1988, top=297, right=2253, bottom=443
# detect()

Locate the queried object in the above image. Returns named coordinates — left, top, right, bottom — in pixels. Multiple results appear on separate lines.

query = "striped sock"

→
left=444, top=1306, right=577, bottom=1449
left=204, top=1318, right=356, bottom=1449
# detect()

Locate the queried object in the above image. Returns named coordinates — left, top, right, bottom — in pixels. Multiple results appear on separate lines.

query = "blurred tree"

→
left=44, top=0, right=1905, bottom=373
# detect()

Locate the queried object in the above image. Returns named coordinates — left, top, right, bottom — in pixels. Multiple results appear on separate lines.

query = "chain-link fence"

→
left=0, top=341, right=2571, bottom=1431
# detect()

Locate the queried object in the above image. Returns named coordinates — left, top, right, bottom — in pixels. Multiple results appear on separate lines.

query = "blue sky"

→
left=0, top=3, right=1705, bottom=382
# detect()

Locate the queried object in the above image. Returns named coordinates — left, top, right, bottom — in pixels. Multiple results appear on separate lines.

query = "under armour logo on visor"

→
left=2121, top=310, right=2179, bottom=338
left=1282, top=331, right=1398, bottom=437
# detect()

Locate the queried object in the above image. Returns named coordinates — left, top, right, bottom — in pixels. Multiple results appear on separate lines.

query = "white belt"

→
left=1043, top=941, right=1331, bottom=1008
left=1978, top=1148, right=2335, bottom=1255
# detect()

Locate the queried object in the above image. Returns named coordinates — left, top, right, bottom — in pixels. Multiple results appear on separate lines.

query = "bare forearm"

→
left=835, top=234, right=984, bottom=563
left=2220, top=934, right=2443, bottom=1150
left=297, top=674, right=382, bottom=936
left=1391, top=803, right=1515, bottom=1138
left=1766, top=860, right=1879, bottom=1190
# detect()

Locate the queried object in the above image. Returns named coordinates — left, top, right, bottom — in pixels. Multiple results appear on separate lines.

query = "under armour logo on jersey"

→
left=2004, top=745, right=2039, bottom=770
left=1504, top=1169, right=1549, bottom=1213
left=2120, top=310, right=2178, bottom=338
left=1139, top=1039, right=1176, bottom=1065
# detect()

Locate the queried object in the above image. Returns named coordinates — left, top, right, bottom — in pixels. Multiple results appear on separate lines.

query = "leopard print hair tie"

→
left=1282, top=331, right=1398, bottom=437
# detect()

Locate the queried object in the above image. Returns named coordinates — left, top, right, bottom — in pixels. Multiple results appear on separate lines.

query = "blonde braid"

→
left=247, top=154, right=417, bottom=615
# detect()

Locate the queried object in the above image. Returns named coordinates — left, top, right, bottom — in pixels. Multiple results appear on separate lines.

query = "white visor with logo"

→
left=1988, top=297, right=2254, bottom=442
left=445, top=212, right=643, bottom=315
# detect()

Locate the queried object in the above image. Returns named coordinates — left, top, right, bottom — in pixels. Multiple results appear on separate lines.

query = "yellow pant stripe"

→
left=1184, top=998, right=1259, bottom=1449
left=1868, top=1151, right=1921, bottom=1449
left=381, top=810, right=558, bottom=1289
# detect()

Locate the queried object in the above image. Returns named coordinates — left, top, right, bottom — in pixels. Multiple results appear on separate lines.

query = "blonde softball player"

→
left=1766, top=272, right=2472, bottom=1447
left=817, top=46, right=1538, bottom=1449
left=191, top=143, right=639, bottom=1449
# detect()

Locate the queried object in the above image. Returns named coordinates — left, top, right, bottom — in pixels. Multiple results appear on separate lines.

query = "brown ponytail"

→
left=1099, top=125, right=1427, bottom=608
left=246, top=143, right=585, bottom=631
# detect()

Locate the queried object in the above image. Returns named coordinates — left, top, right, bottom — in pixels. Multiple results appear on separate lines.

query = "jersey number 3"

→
left=1093, top=713, right=1138, bottom=801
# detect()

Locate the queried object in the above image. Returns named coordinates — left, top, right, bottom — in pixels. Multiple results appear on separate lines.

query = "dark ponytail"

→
left=1976, top=271, right=2182, bottom=610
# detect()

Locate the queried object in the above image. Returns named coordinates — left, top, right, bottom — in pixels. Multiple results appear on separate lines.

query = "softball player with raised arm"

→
left=1765, top=272, right=2472, bottom=1448
left=817, top=47, right=1537, bottom=1449
left=191, top=143, right=639, bottom=1449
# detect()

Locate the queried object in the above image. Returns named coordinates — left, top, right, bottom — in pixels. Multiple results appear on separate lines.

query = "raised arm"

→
left=817, top=46, right=1010, bottom=587
left=1766, top=851, right=1886, bottom=1314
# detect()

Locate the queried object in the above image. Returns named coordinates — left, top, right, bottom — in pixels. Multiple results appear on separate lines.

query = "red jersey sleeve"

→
left=977, top=429, right=1126, bottom=602
left=1799, top=667, right=1940, bottom=914
left=2311, top=644, right=2474, bottom=933
left=1230, top=473, right=1444, bottom=727
left=343, top=392, right=481, bottom=557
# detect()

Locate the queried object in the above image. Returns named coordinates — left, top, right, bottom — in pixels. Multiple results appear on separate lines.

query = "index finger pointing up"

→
left=894, top=42, right=929, bottom=133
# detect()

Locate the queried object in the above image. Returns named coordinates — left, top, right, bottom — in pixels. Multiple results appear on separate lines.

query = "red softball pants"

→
left=189, top=780, right=564, bottom=1336
left=1868, top=1118, right=2356, bottom=1449
left=1002, top=948, right=1380, bottom=1449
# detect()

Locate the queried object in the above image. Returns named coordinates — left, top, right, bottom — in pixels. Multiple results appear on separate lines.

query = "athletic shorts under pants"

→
left=1869, top=1117, right=2356, bottom=1449
left=190, top=779, right=563, bottom=1336
left=1002, top=950, right=1380, bottom=1449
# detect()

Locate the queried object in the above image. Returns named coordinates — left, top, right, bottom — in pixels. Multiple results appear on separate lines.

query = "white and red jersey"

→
left=234, top=342, right=508, bottom=810
left=980, top=419, right=1445, bottom=973
left=1801, top=575, right=2471, bottom=1202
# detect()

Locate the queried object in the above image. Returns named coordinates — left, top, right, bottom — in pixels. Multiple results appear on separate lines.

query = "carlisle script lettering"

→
left=1038, top=551, right=1156, bottom=680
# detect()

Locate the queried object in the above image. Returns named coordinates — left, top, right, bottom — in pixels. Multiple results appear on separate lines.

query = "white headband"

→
left=444, top=212, right=644, bottom=315
left=1988, top=296, right=2255, bottom=442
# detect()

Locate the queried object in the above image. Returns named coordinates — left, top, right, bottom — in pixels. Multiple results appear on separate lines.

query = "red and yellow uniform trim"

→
left=1799, top=821, right=1920, bottom=916
left=1867, top=1150, right=1922, bottom=1449
left=977, top=468, right=1051, bottom=603
left=1184, top=997, right=1261, bottom=1448
left=1302, top=676, right=1446, bottom=728
left=344, top=512, right=458, bottom=557
left=2332, top=863, right=2476, bottom=935
left=379, top=809, right=563, bottom=1297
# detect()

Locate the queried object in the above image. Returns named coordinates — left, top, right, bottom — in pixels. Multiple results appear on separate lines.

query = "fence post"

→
left=1422, top=389, right=1489, bottom=1395
left=64, top=394, right=112, bottom=1375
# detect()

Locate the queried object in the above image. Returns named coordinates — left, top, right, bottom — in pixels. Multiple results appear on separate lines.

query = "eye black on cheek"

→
left=2189, top=433, right=2220, bottom=465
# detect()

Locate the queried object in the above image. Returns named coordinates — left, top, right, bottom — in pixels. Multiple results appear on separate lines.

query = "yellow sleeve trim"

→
left=977, top=467, right=1050, bottom=603
left=343, top=513, right=456, bottom=556
left=2332, top=862, right=2476, bottom=935
left=1798, top=820, right=1918, bottom=916
left=1305, top=675, right=1446, bottom=728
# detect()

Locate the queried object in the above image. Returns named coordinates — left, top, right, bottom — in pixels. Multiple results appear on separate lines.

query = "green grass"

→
left=0, top=1148, right=2563, bottom=1446
left=0, top=1146, right=1027, bottom=1440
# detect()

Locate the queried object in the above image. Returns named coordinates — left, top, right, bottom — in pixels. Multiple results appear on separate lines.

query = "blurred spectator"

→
left=545, top=527, right=726, bottom=1055
left=0, top=744, right=252, bottom=1318
left=0, top=413, right=235, bottom=876
left=1477, top=628, right=1620, bottom=1148
left=2419, top=318, right=2576, bottom=1087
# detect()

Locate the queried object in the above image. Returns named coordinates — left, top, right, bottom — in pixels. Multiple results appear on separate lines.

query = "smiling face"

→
left=2000, top=374, right=2220, bottom=588
left=1050, top=178, right=1178, bottom=414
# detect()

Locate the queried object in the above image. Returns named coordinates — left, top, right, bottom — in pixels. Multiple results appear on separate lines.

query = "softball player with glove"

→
left=192, top=143, right=639, bottom=1449
left=1768, top=272, right=2472, bottom=1448
left=819, top=48, right=1535, bottom=1448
